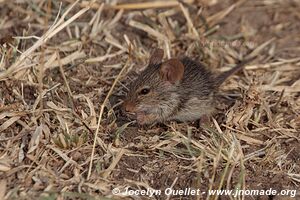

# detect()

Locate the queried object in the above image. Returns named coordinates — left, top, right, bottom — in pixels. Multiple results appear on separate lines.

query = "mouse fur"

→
left=123, top=49, right=252, bottom=125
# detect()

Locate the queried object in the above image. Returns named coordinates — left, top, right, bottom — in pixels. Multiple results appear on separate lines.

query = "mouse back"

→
left=149, top=48, right=164, bottom=65
left=123, top=49, right=255, bottom=125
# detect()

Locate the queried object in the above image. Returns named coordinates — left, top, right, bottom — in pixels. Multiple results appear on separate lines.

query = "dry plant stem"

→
left=56, top=51, right=92, bottom=133
left=213, top=143, right=235, bottom=200
left=0, top=0, right=89, bottom=80
left=56, top=51, right=74, bottom=110
left=77, top=0, right=195, bottom=10
left=71, top=111, right=94, bottom=136
left=0, top=180, right=6, bottom=199
left=87, top=57, right=131, bottom=180
left=206, top=144, right=223, bottom=200
left=166, top=177, right=178, bottom=200
left=179, top=3, right=199, bottom=38
left=36, top=1, right=51, bottom=115
left=273, top=89, right=285, bottom=109
left=239, top=148, right=246, bottom=200
left=128, top=20, right=167, bottom=41
left=206, top=0, right=245, bottom=25
left=37, top=47, right=45, bottom=115
left=101, top=148, right=125, bottom=179
left=111, top=0, right=194, bottom=10
left=196, top=152, right=204, bottom=200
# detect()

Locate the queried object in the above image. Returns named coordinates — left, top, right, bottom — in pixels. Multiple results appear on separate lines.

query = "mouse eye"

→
left=139, top=88, right=150, bottom=95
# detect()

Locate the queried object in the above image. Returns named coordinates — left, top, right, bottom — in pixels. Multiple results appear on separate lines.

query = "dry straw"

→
left=0, top=0, right=299, bottom=199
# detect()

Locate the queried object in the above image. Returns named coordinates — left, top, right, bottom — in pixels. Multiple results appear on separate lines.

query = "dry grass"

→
left=0, top=0, right=299, bottom=200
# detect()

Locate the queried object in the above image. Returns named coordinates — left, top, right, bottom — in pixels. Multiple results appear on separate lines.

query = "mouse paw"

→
left=199, top=115, right=212, bottom=127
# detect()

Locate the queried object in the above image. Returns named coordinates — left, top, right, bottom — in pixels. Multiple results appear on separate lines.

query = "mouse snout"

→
left=122, top=100, right=136, bottom=113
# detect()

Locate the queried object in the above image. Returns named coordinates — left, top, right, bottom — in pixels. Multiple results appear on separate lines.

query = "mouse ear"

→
left=159, top=59, right=184, bottom=84
left=149, top=48, right=164, bottom=65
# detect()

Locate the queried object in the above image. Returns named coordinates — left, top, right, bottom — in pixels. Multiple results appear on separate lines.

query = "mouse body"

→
left=123, top=49, right=251, bottom=125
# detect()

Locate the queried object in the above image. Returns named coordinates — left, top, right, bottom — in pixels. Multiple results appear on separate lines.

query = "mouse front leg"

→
left=136, top=111, right=159, bottom=125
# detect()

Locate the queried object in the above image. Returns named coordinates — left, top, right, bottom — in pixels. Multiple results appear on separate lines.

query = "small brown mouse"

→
left=123, top=48, right=254, bottom=125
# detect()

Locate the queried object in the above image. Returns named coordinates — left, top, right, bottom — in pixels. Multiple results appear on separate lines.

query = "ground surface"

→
left=0, top=0, right=299, bottom=200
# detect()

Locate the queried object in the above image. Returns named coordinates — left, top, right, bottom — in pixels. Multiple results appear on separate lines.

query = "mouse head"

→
left=123, top=49, right=185, bottom=125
